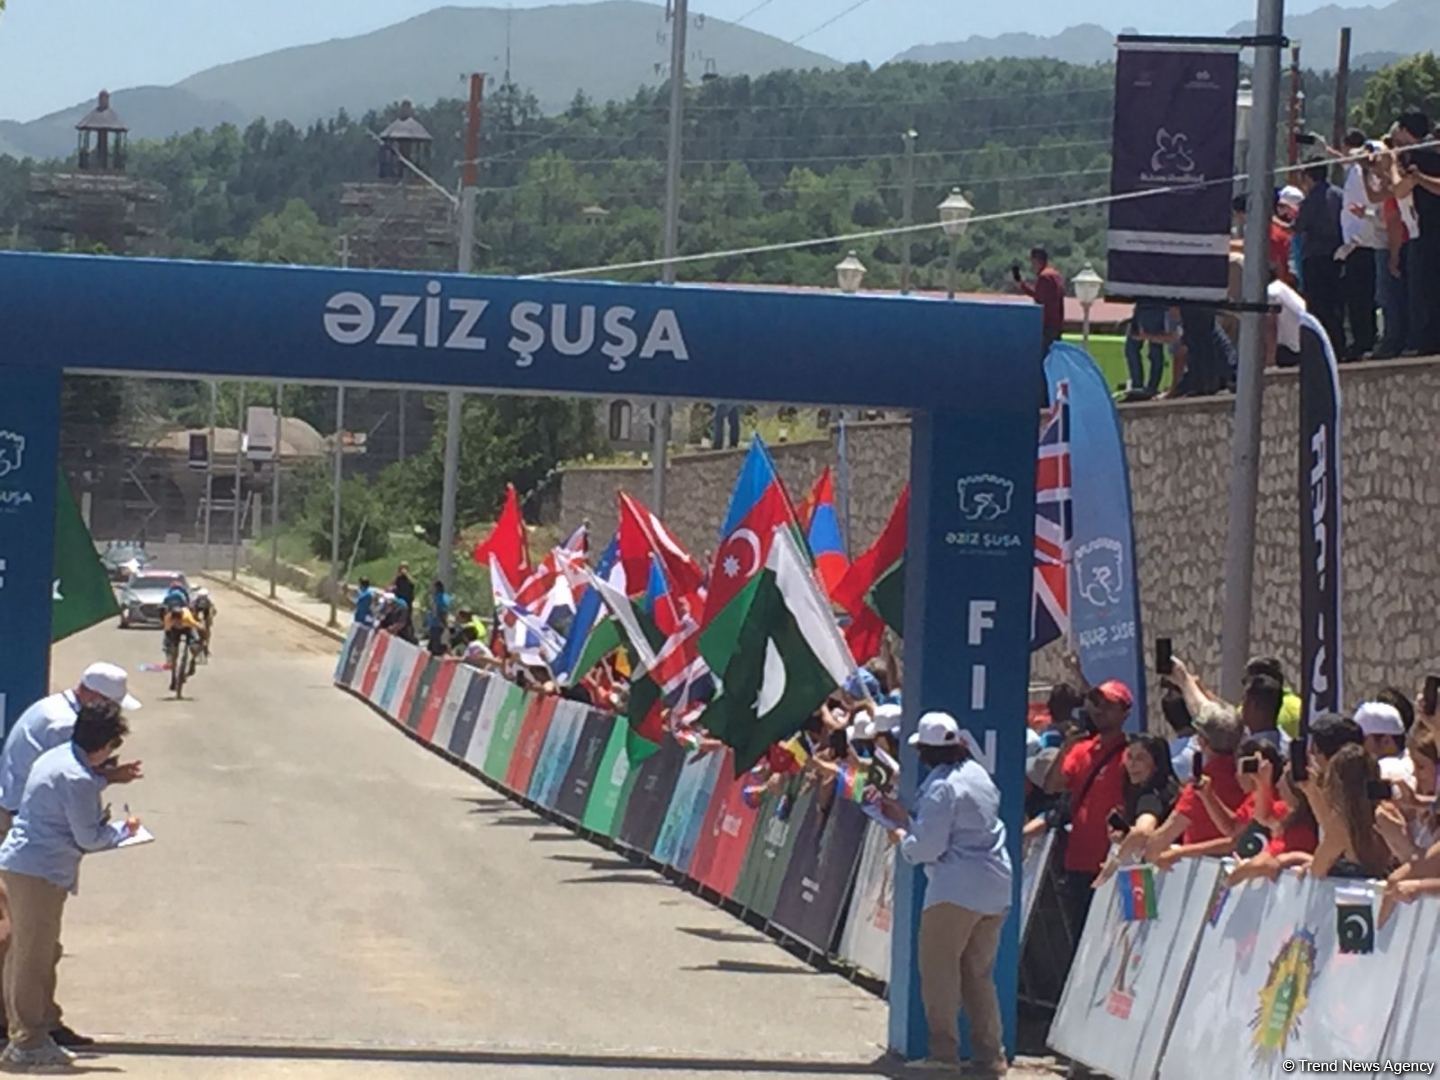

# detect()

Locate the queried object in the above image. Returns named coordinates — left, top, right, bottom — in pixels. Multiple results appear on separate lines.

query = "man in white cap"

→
left=878, top=711, right=1011, bottom=1077
left=0, top=664, right=143, bottom=831
left=0, top=664, right=142, bottom=1050
left=1355, top=701, right=1411, bottom=786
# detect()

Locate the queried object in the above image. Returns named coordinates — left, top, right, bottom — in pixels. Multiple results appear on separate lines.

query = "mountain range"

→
left=0, top=0, right=1436, bottom=162
left=0, top=2, right=836, bottom=160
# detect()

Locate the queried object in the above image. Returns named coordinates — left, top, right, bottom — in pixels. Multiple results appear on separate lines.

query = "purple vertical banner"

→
left=1108, top=41, right=1240, bottom=301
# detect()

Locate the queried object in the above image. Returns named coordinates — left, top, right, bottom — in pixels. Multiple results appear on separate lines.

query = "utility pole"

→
left=899, top=129, right=917, bottom=295
left=202, top=380, right=216, bottom=568
left=1219, top=0, right=1285, bottom=700
left=329, top=235, right=350, bottom=629
left=1287, top=43, right=1303, bottom=166
left=437, top=72, right=484, bottom=590
left=1332, top=27, right=1352, bottom=153
left=651, top=0, right=688, bottom=516
left=230, top=384, right=246, bottom=582
left=269, top=382, right=282, bottom=599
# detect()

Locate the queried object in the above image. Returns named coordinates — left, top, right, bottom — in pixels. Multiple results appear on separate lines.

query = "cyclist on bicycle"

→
left=161, top=584, right=204, bottom=688
left=192, top=587, right=216, bottom=644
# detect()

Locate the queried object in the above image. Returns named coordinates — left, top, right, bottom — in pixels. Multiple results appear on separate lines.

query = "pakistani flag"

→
left=701, top=528, right=854, bottom=774
left=51, top=471, right=119, bottom=642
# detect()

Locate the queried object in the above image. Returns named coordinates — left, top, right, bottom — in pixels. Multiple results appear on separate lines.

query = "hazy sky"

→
left=0, top=0, right=1337, bottom=122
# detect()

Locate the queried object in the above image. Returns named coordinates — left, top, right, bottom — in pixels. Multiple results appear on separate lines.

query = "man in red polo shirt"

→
left=1015, top=247, right=1067, bottom=355
left=1044, top=679, right=1131, bottom=946
left=1144, top=701, right=1246, bottom=866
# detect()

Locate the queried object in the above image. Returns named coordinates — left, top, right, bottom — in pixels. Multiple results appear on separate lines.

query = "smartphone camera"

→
left=1156, top=637, right=1174, bottom=677
left=1423, top=674, right=1439, bottom=716
left=1240, top=755, right=1260, bottom=775
left=1107, top=811, right=1128, bottom=833
left=1367, top=780, right=1393, bottom=802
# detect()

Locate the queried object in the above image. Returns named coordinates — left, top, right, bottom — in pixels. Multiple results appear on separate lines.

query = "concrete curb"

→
left=200, top=571, right=347, bottom=644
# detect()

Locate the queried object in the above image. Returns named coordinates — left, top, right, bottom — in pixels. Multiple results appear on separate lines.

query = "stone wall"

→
left=554, top=356, right=1440, bottom=721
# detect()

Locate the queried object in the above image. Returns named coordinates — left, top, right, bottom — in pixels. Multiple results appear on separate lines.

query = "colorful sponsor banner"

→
left=734, top=786, right=815, bottom=919
left=554, top=710, right=615, bottom=822
left=336, top=625, right=368, bottom=685
left=358, top=632, right=391, bottom=701
left=652, top=750, right=724, bottom=873
left=432, top=665, right=473, bottom=753
left=1159, top=872, right=1412, bottom=1080
left=1381, top=901, right=1440, bottom=1063
left=375, top=639, right=415, bottom=715
left=1046, top=344, right=1147, bottom=728
left=1050, top=857, right=1220, bottom=1080
left=617, top=736, right=687, bottom=856
left=839, top=821, right=895, bottom=982
left=688, top=753, right=763, bottom=898
left=482, top=683, right=532, bottom=780
left=771, top=798, right=867, bottom=953
left=1297, top=314, right=1344, bottom=731
left=414, top=660, right=459, bottom=743
left=504, top=694, right=559, bottom=794
left=580, top=721, right=639, bottom=838
left=399, top=656, right=438, bottom=729
left=450, top=672, right=492, bottom=761
left=527, top=700, right=586, bottom=809
left=1107, top=42, right=1240, bottom=301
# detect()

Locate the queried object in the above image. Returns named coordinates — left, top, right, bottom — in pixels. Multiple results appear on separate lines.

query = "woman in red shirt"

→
left=1200, top=738, right=1318, bottom=856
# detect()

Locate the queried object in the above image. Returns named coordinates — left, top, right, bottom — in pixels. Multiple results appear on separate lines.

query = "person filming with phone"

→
left=1012, top=247, right=1066, bottom=357
left=1042, top=664, right=1131, bottom=944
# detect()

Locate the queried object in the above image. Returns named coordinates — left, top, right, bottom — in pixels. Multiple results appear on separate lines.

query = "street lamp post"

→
left=1073, top=263, right=1104, bottom=349
left=937, top=188, right=973, bottom=301
left=835, top=250, right=867, bottom=294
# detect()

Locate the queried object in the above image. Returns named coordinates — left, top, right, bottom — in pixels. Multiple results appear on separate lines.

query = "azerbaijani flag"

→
left=1118, top=865, right=1158, bottom=922
left=803, top=467, right=849, bottom=600
left=702, top=435, right=804, bottom=637
left=836, top=760, right=867, bottom=803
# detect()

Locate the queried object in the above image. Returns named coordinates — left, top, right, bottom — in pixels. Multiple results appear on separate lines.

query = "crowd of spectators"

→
left=1032, top=644, right=1440, bottom=965
left=1120, top=105, right=1440, bottom=400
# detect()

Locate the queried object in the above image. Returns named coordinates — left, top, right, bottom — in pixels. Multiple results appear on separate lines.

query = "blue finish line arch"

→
left=0, top=252, right=1041, bottom=1061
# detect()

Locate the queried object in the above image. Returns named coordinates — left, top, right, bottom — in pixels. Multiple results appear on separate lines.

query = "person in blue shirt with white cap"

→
left=879, top=711, right=1012, bottom=1077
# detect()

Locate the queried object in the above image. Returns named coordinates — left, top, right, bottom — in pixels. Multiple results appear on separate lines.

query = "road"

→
left=44, top=584, right=900, bottom=1078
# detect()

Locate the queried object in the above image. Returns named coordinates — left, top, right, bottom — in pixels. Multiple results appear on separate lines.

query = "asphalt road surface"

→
left=42, top=585, right=902, bottom=1079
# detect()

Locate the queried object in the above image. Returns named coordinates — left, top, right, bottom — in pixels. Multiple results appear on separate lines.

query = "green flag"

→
left=51, top=471, right=119, bottom=642
left=701, top=529, right=853, bottom=773
left=588, top=571, right=665, bottom=764
left=870, top=557, right=905, bottom=635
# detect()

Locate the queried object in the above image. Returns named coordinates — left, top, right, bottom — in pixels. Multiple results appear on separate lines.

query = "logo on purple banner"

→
left=1108, top=41, right=1240, bottom=301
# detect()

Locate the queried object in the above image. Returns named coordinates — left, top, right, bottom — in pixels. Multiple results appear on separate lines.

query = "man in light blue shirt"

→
left=0, top=662, right=142, bottom=823
left=881, top=711, right=1011, bottom=1077
left=0, top=703, right=140, bottom=1070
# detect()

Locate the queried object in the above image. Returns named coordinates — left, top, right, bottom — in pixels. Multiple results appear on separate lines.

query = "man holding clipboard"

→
left=0, top=703, right=143, bottom=1070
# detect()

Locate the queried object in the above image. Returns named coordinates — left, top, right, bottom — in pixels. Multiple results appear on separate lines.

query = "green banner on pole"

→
left=51, top=471, right=119, bottom=642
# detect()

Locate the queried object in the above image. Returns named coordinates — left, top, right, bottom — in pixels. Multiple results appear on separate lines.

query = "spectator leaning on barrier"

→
left=1300, top=742, right=1398, bottom=880
left=1044, top=675, right=1130, bottom=939
left=880, top=711, right=1011, bottom=1078
left=1092, top=734, right=1181, bottom=886
left=352, top=578, right=376, bottom=626
left=0, top=703, right=140, bottom=1070
left=1143, top=701, right=1246, bottom=868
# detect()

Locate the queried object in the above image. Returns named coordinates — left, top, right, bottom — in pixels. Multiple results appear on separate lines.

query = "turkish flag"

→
left=703, top=483, right=789, bottom=622
left=472, top=483, right=531, bottom=584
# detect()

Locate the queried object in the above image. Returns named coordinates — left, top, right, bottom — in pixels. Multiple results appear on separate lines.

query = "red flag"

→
left=703, top=483, right=791, bottom=623
left=472, top=483, right=531, bottom=584
left=834, top=485, right=908, bottom=664
left=617, top=492, right=705, bottom=607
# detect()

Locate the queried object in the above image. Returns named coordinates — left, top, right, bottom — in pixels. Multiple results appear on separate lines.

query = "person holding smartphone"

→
left=1092, top=735, right=1180, bottom=887
left=1013, top=247, right=1066, bottom=357
left=1143, top=702, right=1246, bottom=868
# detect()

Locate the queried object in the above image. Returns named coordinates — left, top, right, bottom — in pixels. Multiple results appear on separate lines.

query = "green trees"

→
left=1354, top=53, right=1440, bottom=133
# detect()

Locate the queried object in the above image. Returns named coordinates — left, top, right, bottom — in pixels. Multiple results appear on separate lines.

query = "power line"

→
left=729, top=0, right=779, bottom=26
left=525, top=141, right=1430, bottom=280
left=789, top=0, right=878, bottom=45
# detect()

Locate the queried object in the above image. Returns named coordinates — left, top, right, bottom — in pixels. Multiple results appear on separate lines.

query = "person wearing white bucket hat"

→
left=878, top=711, right=1011, bottom=1076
